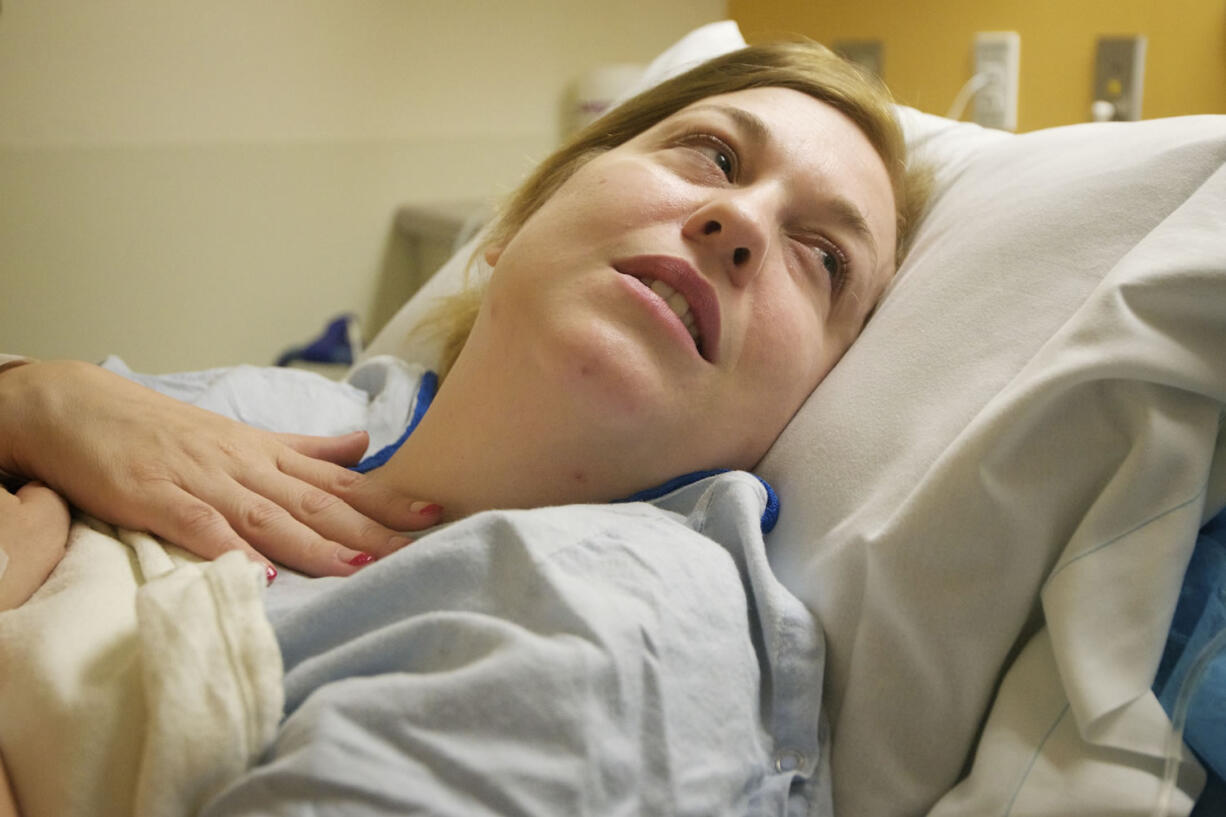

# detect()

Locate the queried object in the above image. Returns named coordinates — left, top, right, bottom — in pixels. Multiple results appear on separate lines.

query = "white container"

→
left=565, top=63, right=645, bottom=136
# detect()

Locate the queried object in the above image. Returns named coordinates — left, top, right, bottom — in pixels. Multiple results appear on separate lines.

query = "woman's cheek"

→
left=766, top=307, right=828, bottom=394
left=588, top=159, right=693, bottom=224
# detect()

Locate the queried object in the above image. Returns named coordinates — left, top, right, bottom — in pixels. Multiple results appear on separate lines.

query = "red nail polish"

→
left=265, top=565, right=278, bottom=585
left=419, top=504, right=443, bottom=516
left=347, top=552, right=377, bottom=567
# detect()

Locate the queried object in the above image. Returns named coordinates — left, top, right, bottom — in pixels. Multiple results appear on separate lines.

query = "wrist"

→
left=0, top=358, right=56, bottom=480
left=0, top=363, right=28, bottom=479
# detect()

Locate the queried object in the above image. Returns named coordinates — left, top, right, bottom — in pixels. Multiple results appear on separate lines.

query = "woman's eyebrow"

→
left=685, top=103, right=771, bottom=147
left=685, top=102, right=881, bottom=273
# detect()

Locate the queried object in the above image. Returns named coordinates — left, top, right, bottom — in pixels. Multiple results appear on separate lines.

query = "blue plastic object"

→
left=275, top=314, right=361, bottom=367
left=1154, top=505, right=1226, bottom=800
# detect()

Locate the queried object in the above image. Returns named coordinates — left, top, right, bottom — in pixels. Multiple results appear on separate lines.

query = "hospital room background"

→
left=0, top=0, right=1222, bottom=373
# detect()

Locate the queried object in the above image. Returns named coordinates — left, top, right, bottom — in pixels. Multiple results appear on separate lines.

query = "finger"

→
left=140, top=482, right=277, bottom=583
left=201, top=476, right=377, bottom=578
left=15, top=481, right=70, bottom=536
left=278, top=452, right=444, bottom=532
left=239, top=465, right=414, bottom=560
left=277, top=430, right=370, bottom=467
left=0, top=482, right=72, bottom=610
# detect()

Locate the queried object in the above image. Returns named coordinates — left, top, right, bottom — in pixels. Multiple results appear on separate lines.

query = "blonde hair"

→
left=423, top=40, right=932, bottom=377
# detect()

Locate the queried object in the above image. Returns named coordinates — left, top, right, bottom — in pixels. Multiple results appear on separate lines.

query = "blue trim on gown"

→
left=351, top=371, right=438, bottom=474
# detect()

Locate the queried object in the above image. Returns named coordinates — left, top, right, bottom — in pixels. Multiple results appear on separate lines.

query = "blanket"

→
left=0, top=518, right=282, bottom=817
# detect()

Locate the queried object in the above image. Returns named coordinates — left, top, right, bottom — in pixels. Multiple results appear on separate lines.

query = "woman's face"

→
left=481, top=86, right=897, bottom=475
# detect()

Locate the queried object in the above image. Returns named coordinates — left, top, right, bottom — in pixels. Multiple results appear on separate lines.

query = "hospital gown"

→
left=102, top=356, right=835, bottom=817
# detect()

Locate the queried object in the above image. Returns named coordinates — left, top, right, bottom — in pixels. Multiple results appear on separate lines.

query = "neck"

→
left=367, top=336, right=661, bottom=523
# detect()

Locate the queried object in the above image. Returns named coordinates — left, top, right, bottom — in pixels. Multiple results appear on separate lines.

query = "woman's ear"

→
left=483, top=242, right=504, bottom=268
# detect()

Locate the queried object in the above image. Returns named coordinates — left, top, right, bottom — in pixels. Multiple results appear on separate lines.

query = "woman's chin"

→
left=544, top=323, right=688, bottom=422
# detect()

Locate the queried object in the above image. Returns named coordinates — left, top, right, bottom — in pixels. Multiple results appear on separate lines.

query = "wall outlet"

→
left=973, top=31, right=1021, bottom=131
left=1094, top=36, right=1147, bottom=120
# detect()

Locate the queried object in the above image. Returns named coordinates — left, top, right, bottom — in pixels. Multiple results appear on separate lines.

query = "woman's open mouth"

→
left=612, top=255, right=720, bottom=363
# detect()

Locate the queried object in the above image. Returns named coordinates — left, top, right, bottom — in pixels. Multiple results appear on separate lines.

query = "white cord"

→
left=946, top=73, right=991, bottom=121
left=1154, top=624, right=1226, bottom=817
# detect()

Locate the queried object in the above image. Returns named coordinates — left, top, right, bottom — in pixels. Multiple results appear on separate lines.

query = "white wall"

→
left=0, top=0, right=725, bottom=371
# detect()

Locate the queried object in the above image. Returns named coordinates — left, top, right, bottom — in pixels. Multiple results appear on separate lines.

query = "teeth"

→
left=666, top=290, right=690, bottom=317
left=649, top=279, right=675, bottom=299
left=643, top=277, right=700, bottom=345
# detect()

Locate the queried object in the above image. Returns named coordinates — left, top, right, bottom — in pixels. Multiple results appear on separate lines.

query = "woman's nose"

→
left=683, top=195, right=769, bottom=287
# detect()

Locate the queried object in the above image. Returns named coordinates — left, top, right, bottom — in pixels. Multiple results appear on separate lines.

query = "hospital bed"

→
left=1, top=19, right=1224, bottom=817
left=363, top=21, right=1226, bottom=816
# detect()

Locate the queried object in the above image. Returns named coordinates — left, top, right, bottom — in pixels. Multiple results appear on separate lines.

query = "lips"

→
left=612, top=255, right=721, bottom=363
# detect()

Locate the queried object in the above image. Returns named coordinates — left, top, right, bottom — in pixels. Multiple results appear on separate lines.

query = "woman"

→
left=0, top=41, right=929, bottom=815
left=0, top=41, right=923, bottom=590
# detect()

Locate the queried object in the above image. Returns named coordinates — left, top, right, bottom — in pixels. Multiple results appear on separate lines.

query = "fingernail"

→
left=410, top=502, right=443, bottom=516
left=265, top=564, right=278, bottom=585
left=347, top=552, right=377, bottom=567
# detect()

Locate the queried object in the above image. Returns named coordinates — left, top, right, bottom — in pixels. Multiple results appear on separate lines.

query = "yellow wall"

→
left=729, top=0, right=1226, bottom=131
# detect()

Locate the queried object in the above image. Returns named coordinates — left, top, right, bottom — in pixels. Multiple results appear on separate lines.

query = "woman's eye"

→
left=684, top=135, right=737, bottom=182
left=708, top=147, right=734, bottom=180
left=819, top=248, right=840, bottom=277
left=811, top=241, right=849, bottom=291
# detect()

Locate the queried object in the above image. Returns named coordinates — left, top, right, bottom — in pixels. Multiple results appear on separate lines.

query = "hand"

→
left=0, top=361, right=442, bottom=578
left=0, top=481, right=70, bottom=612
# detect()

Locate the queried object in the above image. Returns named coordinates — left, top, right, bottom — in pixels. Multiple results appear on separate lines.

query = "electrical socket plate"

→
left=973, top=31, right=1021, bottom=131
left=1094, top=36, right=1147, bottom=120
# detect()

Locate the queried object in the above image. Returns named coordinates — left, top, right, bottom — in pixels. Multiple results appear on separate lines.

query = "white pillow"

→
left=759, top=115, right=1226, bottom=815
left=893, top=103, right=1011, bottom=193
